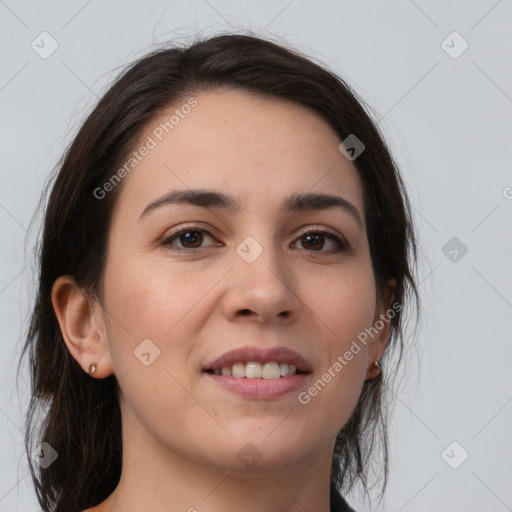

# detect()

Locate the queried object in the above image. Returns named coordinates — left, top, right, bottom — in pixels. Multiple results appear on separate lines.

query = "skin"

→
left=52, top=89, right=394, bottom=512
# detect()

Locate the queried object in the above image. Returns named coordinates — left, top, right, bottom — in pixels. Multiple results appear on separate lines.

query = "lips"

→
left=202, top=346, right=313, bottom=399
left=203, top=346, right=313, bottom=374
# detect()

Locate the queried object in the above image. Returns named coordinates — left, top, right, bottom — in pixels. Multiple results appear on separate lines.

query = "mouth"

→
left=204, top=361, right=309, bottom=379
left=203, top=345, right=313, bottom=378
left=202, top=346, right=313, bottom=399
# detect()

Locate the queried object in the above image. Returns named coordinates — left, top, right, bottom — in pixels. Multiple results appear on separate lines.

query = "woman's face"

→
left=97, top=89, right=389, bottom=474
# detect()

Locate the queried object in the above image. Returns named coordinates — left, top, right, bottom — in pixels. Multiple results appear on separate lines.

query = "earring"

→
left=89, top=362, right=97, bottom=374
left=373, top=360, right=380, bottom=371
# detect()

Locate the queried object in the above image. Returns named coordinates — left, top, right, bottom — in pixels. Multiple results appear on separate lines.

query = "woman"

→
left=21, top=33, right=418, bottom=512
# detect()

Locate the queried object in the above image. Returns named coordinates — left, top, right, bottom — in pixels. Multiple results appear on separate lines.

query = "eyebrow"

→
left=139, top=189, right=363, bottom=226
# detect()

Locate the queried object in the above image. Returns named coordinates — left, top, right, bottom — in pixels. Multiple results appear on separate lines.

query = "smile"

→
left=204, top=361, right=305, bottom=380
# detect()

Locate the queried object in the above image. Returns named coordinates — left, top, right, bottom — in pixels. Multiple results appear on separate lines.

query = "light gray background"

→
left=1, top=1, right=511, bottom=511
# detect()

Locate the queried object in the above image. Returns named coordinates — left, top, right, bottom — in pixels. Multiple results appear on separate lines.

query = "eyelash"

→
left=160, top=224, right=349, bottom=255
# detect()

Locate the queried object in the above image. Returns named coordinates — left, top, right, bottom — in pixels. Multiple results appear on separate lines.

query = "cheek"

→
left=303, top=257, right=377, bottom=350
left=100, top=257, right=222, bottom=453
left=101, top=253, right=231, bottom=382
left=103, top=255, right=222, bottom=339
left=295, top=261, right=376, bottom=433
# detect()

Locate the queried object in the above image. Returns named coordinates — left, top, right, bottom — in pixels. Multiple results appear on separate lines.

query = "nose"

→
left=222, top=237, right=302, bottom=325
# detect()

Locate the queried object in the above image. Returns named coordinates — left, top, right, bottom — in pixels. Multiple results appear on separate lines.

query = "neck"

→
left=100, top=412, right=335, bottom=512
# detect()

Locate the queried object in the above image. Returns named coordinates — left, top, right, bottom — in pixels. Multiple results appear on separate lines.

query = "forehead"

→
left=112, top=88, right=364, bottom=220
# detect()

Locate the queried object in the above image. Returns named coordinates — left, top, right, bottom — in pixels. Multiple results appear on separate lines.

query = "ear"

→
left=51, top=275, right=114, bottom=378
left=365, top=278, right=397, bottom=380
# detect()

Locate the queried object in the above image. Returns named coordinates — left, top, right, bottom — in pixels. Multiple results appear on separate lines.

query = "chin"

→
left=211, top=427, right=320, bottom=472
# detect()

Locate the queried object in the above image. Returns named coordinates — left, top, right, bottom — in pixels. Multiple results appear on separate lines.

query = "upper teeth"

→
left=213, top=361, right=297, bottom=379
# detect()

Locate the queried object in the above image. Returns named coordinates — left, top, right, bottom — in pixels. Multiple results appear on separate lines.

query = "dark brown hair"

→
left=20, top=32, right=419, bottom=511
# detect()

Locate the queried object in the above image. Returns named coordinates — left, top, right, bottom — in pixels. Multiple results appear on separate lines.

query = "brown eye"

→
left=176, top=230, right=203, bottom=248
left=162, top=228, right=219, bottom=253
left=300, top=233, right=325, bottom=250
left=293, top=230, right=348, bottom=254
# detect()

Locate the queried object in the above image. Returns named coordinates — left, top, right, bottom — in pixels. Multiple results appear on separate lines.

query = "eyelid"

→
left=159, top=223, right=219, bottom=249
left=160, top=223, right=349, bottom=253
left=294, top=224, right=348, bottom=245
left=291, top=226, right=349, bottom=254
left=161, top=221, right=217, bottom=239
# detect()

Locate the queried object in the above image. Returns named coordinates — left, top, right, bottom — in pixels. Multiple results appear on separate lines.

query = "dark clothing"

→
left=330, top=484, right=356, bottom=512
